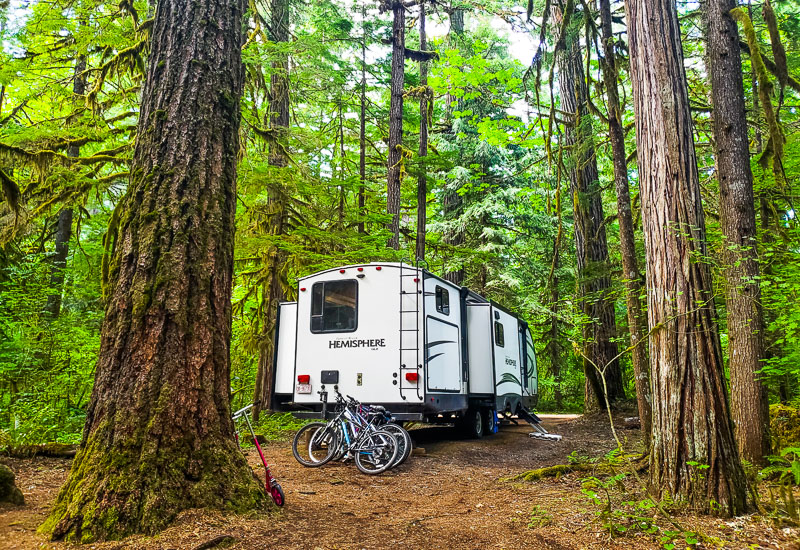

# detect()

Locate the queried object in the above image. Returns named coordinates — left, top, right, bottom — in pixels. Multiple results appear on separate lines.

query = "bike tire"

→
left=269, top=482, right=285, bottom=507
left=354, top=430, right=398, bottom=475
left=381, top=423, right=412, bottom=467
left=292, top=422, right=338, bottom=467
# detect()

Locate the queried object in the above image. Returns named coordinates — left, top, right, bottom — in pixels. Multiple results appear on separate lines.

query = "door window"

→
left=435, top=286, right=450, bottom=315
left=494, top=321, right=505, bottom=347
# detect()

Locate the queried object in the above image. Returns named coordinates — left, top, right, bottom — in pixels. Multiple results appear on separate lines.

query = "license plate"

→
left=296, top=383, right=312, bottom=394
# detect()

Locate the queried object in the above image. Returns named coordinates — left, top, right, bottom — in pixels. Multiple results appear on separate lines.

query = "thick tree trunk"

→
left=555, top=10, right=624, bottom=412
left=44, top=57, right=86, bottom=318
left=624, top=0, right=748, bottom=515
left=386, top=1, right=405, bottom=250
left=42, top=0, right=264, bottom=541
left=253, top=0, right=290, bottom=419
left=704, top=0, right=769, bottom=465
left=598, top=0, right=651, bottom=439
left=416, top=2, right=428, bottom=262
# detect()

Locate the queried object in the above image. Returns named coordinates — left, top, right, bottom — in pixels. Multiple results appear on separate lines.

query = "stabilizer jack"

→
left=517, top=408, right=563, bottom=442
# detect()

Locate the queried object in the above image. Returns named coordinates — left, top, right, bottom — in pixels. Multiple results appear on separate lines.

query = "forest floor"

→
left=2, top=413, right=799, bottom=550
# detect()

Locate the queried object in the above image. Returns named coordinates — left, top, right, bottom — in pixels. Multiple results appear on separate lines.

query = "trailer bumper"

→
left=288, top=409, right=425, bottom=421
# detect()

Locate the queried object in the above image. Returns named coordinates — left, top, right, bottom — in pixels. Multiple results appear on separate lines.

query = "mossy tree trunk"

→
left=598, top=0, right=651, bottom=439
left=415, top=1, right=428, bottom=262
left=704, top=0, right=770, bottom=465
left=386, top=0, right=405, bottom=251
left=554, top=6, right=624, bottom=412
left=624, top=0, right=748, bottom=515
left=42, top=0, right=266, bottom=541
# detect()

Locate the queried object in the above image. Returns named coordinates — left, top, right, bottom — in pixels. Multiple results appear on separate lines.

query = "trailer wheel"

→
left=482, top=408, right=497, bottom=435
left=460, top=407, right=484, bottom=439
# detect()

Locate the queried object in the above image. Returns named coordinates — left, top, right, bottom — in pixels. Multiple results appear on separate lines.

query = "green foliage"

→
left=236, top=412, right=313, bottom=445
left=0, top=219, right=104, bottom=447
left=526, top=505, right=552, bottom=529
left=0, top=0, right=798, bottom=456
left=770, top=403, right=800, bottom=451
left=579, top=451, right=715, bottom=548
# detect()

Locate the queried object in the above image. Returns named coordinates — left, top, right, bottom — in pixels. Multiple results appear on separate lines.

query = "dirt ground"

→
left=2, top=414, right=799, bottom=550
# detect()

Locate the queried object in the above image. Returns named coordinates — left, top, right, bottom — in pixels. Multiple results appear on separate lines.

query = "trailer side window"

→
left=494, top=321, right=505, bottom=347
left=435, top=286, right=450, bottom=315
left=310, top=280, right=358, bottom=333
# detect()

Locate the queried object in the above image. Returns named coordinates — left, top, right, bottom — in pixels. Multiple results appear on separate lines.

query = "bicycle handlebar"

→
left=232, top=403, right=253, bottom=419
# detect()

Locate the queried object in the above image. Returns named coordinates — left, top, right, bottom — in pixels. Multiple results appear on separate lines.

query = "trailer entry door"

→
left=425, top=317, right=461, bottom=392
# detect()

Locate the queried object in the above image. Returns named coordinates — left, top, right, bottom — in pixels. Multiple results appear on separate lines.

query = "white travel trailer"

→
left=271, top=261, right=551, bottom=438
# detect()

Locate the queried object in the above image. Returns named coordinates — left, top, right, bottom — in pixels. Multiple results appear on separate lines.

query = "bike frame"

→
left=233, top=404, right=284, bottom=507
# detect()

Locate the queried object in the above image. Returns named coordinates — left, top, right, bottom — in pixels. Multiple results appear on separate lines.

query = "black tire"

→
left=292, top=422, right=338, bottom=467
left=460, top=407, right=484, bottom=439
left=381, top=423, right=412, bottom=466
left=354, top=430, right=398, bottom=475
left=482, top=408, right=497, bottom=436
left=269, top=482, right=285, bottom=507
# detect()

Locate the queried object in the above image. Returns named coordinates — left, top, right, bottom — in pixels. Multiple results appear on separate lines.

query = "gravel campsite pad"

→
left=1, top=414, right=798, bottom=549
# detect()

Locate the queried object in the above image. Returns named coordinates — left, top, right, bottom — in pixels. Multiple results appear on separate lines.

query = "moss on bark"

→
left=41, top=0, right=261, bottom=541
left=41, top=423, right=268, bottom=542
left=0, top=463, right=25, bottom=505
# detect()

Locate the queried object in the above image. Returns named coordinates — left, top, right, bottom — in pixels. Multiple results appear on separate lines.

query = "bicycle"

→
left=358, top=403, right=413, bottom=467
left=292, top=390, right=399, bottom=474
left=233, top=404, right=285, bottom=506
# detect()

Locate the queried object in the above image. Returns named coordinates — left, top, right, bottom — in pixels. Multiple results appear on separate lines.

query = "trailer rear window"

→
left=494, top=321, right=505, bottom=347
left=310, top=280, right=358, bottom=333
left=435, top=286, right=450, bottom=315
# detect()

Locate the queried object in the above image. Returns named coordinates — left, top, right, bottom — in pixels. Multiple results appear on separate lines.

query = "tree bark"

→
left=547, top=241, right=564, bottom=411
left=443, top=6, right=464, bottom=284
left=386, top=1, right=405, bottom=250
left=358, top=2, right=367, bottom=235
left=44, top=208, right=73, bottom=317
left=704, top=0, right=769, bottom=465
left=554, top=7, right=624, bottom=412
left=253, top=0, right=290, bottom=419
left=624, top=0, right=748, bottom=515
left=415, top=2, right=428, bottom=262
left=268, top=0, right=290, bottom=169
left=43, top=0, right=265, bottom=541
left=44, top=56, right=86, bottom=319
left=598, top=0, right=651, bottom=439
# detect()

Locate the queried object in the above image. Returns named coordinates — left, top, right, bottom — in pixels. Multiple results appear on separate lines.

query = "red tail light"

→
left=405, top=372, right=419, bottom=383
left=297, top=375, right=310, bottom=384
left=376, top=266, right=382, bottom=271
left=339, top=269, right=345, bottom=273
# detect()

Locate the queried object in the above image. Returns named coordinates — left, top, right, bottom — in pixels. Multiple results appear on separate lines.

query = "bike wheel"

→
left=329, top=422, right=347, bottom=461
left=292, top=422, right=338, bottom=467
left=354, top=430, right=398, bottom=475
left=381, top=423, right=412, bottom=467
left=269, top=482, right=285, bottom=507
